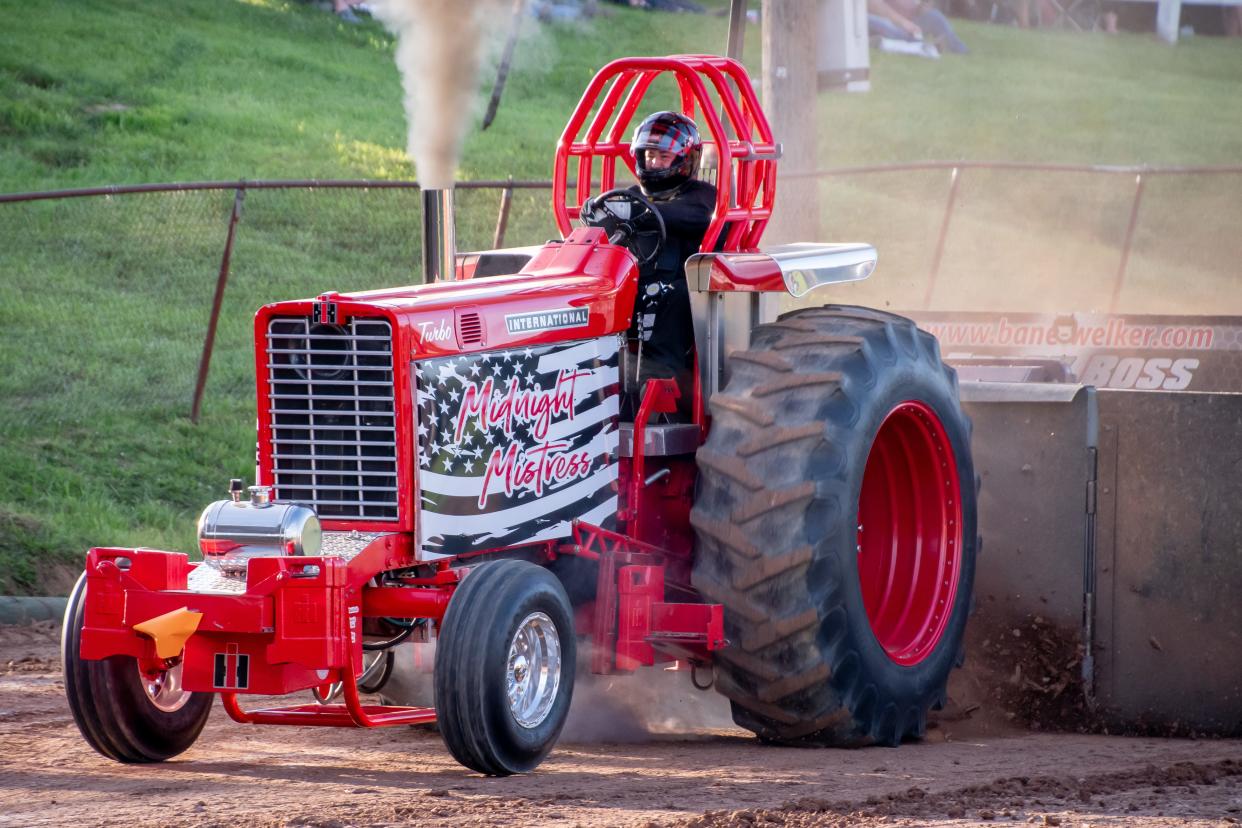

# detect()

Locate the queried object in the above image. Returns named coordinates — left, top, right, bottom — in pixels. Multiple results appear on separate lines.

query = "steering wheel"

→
left=578, top=188, right=667, bottom=269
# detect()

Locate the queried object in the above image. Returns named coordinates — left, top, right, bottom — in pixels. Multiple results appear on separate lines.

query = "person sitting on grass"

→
left=334, top=0, right=366, bottom=24
left=867, top=0, right=969, bottom=54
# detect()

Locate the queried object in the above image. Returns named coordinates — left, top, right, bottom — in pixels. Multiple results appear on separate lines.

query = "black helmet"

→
left=630, top=111, right=702, bottom=196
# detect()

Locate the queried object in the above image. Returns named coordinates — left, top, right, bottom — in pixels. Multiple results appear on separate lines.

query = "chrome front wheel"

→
left=435, top=560, right=576, bottom=775
left=507, top=612, right=562, bottom=729
left=141, top=661, right=192, bottom=713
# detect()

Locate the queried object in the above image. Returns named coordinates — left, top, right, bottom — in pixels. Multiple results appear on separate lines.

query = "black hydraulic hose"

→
left=361, top=618, right=425, bottom=651
left=357, top=650, right=395, bottom=694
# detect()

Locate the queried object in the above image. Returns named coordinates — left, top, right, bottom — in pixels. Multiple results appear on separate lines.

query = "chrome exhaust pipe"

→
left=421, top=187, right=457, bottom=283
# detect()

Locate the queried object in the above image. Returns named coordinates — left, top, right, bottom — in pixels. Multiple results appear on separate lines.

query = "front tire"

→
left=691, top=306, right=978, bottom=746
left=434, top=559, right=576, bottom=775
left=62, top=573, right=212, bottom=762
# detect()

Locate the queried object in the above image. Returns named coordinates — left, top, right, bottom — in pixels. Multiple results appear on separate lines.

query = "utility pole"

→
left=761, top=0, right=820, bottom=247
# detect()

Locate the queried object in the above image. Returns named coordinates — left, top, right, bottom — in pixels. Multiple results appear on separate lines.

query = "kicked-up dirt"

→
left=2, top=621, right=1241, bottom=828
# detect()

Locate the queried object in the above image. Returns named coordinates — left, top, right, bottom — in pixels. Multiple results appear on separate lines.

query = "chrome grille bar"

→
left=265, top=316, right=398, bottom=521
left=269, top=397, right=394, bottom=407
left=270, top=378, right=394, bottom=387
left=273, top=454, right=397, bottom=459
left=270, top=424, right=394, bottom=432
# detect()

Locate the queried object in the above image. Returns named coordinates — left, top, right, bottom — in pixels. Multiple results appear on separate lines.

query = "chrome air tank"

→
left=198, top=485, right=321, bottom=570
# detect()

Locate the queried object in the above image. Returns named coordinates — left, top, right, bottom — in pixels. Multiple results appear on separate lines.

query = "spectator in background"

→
left=602, top=0, right=705, bottom=10
left=334, top=0, right=364, bottom=24
left=868, top=0, right=970, bottom=53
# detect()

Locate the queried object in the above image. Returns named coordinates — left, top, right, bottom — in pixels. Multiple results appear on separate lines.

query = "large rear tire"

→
left=434, top=559, right=576, bottom=775
left=691, top=306, right=978, bottom=746
left=61, top=573, right=212, bottom=762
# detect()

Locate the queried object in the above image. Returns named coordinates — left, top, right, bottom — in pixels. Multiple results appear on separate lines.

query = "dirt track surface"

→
left=4, top=622, right=1242, bottom=828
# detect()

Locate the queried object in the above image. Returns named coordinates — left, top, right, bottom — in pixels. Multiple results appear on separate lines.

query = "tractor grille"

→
left=265, top=316, right=398, bottom=521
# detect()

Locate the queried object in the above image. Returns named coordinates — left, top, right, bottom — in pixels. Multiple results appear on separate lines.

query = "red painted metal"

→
left=690, top=251, right=786, bottom=293
left=590, top=537, right=620, bottom=674
left=570, top=520, right=662, bottom=674
left=631, top=457, right=697, bottom=561
left=616, top=564, right=665, bottom=670
left=222, top=696, right=436, bottom=727
left=553, top=55, right=778, bottom=254
left=221, top=647, right=437, bottom=728
left=253, top=226, right=639, bottom=535
left=360, top=565, right=458, bottom=621
left=616, top=564, right=725, bottom=670
left=82, top=544, right=446, bottom=726
left=78, top=548, right=191, bottom=662
left=359, top=586, right=451, bottom=621
left=622, top=378, right=681, bottom=526
left=856, top=401, right=963, bottom=667
left=565, top=521, right=721, bottom=673
left=76, top=534, right=435, bottom=697
left=65, top=60, right=781, bottom=741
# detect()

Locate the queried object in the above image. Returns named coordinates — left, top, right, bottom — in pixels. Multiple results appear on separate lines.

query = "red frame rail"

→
left=222, top=650, right=437, bottom=728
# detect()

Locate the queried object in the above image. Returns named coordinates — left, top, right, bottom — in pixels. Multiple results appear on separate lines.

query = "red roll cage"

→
left=552, top=55, right=779, bottom=254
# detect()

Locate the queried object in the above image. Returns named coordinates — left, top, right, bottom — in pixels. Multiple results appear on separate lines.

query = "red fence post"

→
left=192, top=184, right=246, bottom=424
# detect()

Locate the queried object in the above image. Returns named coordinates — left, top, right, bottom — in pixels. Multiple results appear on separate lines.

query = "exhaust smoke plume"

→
left=371, top=0, right=508, bottom=189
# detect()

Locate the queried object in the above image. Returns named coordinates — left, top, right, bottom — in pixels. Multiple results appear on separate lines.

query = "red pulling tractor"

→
left=63, top=56, right=977, bottom=776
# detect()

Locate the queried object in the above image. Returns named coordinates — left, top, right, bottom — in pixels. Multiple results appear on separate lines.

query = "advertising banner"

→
left=905, top=312, right=1242, bottom=393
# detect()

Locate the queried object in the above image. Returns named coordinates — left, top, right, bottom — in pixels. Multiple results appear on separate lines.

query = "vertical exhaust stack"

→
left=370, top=0, right=507, bottom=280
left=421, top=187, right=457, bottom=283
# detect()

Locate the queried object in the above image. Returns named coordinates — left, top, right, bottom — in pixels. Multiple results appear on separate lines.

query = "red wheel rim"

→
left=857, top=401, right=963, bottom=667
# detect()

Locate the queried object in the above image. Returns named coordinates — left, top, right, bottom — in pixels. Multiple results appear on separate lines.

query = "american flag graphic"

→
left=414, top=335, right=622, bottom=558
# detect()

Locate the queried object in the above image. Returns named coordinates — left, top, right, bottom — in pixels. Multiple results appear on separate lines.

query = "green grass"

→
left=805, top=25, right=1242, bottom=317
left=1, top=0, right=1240, bottom=593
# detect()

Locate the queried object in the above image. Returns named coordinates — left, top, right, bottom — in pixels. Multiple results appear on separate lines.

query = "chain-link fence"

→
left=0, top=179, right=559, bottom=584
left=0, top=180, right=556, bottom=428
left=1, top=166, right=1239, bottom=429
left=801, top=163, right=1242, bottom=321
left=1, top=168, right=1239, bottom=589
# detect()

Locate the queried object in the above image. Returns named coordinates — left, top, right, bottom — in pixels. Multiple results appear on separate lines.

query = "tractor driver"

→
left=586, top=111, right=716, bottom=402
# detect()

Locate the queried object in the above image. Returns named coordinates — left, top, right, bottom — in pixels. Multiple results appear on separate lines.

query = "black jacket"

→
left=629, top=179, right=716, bottom=285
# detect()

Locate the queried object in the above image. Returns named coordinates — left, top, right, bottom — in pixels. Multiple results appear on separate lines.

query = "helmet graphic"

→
left=630, top=111, right=702, bottom=196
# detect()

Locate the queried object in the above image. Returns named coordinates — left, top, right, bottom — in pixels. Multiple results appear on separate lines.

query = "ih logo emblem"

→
left=213, top=643, right=250, bottom=690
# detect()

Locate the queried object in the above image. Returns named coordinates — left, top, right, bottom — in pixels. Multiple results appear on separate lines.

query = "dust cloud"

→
left=378, top=640, right=739, bottom=744
left=370, top=0, right=509, bottom=189
left=561, top=649, right=739, bottom=744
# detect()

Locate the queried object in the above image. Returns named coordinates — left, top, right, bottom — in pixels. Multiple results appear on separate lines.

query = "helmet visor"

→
left=632, top=118, right=697, bottom=156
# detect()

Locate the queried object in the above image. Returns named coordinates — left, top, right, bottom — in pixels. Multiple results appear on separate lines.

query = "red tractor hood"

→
left=255, top=228, right=639, bottom=361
